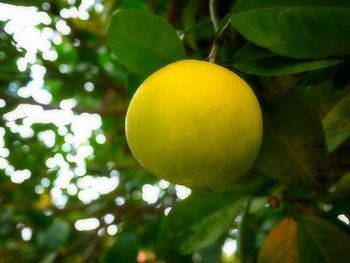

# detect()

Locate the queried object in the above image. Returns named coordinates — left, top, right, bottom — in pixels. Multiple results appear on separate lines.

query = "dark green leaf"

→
left=103, top=231, right=138, bottom=263
left=234, top=43, right=342, bottom=76
left=116, top=0, right=146, bottom=10
left=197, top=241, right=224, bottom=263
left=257, top=74, right=306, bottom=100
left=333, top=60, right=350, bottom=89
left=107, top=9, right=186, bottom=76
left=231, top=0, right=350, bottom=59
left=37, top=221, right=70, bottom=251
left=255, top=90, right=330, bottom=189
left=298, top=215, right=350, bottom=263
left=304, top=80, right=350, bottom=152
left=126, top=71, right=144, bottom=100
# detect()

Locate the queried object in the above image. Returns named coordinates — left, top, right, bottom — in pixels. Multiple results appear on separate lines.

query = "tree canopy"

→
left=0, top=0, right=350, bottom=262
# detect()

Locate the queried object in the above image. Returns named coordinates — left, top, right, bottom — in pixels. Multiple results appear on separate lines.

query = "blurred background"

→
left=0, top=0, right=240, bottom=262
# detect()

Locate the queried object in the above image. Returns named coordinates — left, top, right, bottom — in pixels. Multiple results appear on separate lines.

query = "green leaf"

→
left=37, top=221, right=70, bottom=251
left=103, top=231, right=138, bottom=263
left=233, top=43, right=342, bottom=76
left=0, top=0, right=45, bottom=6
left=181, top=0, right=201, bottom=51
left=39, top=252, right=57, bottom=263
left=107, top=9, right=186, bottom=76
left=303, top=80, right=350, bottom=152
left=157, top=174, right=265, bottom=255
left=298, top=215, right=350, bottom=263
left=54, top=39, right=78, bottom=66
left=231, top=0, right=350, bottom=59
left=255, top=90, right=330, bottom=189
left=258, top=218, right=299, bottom=263
left=159, top=191, right=244, bottom=255
left=322, top=94, right=350, bottom=152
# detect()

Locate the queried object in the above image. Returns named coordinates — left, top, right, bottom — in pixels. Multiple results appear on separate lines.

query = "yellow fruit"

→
left=125, top=60, right=263, bottom=188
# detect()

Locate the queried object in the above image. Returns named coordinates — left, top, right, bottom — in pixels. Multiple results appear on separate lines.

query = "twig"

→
left=207, top=0, right=219, bottom=63
left=81, top=234, right=102, bottom=263
left=209, top=0, right=219, bottom=33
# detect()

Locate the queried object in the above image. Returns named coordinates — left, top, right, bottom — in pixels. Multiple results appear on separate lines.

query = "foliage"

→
left=0, top=0, right=350, bottom=262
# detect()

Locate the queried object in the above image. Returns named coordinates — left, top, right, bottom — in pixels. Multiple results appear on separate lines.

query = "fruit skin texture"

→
left=125, top=59, right=263, bottom=188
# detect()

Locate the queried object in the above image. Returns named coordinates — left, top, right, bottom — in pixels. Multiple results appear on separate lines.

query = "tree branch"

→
left=1, top=93, right=126, bottom=117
